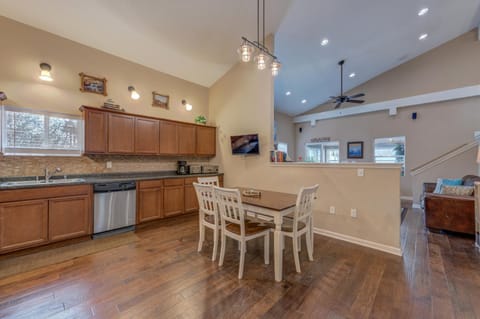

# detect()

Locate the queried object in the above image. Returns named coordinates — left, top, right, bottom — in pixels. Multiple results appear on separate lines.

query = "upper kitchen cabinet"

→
left=135, top=117, right=160, bottom=154
left=177, top=123, right=196, bottom=155
left=108, top=113, right=135, bottom=154
left=82, top=107, right=107, bottom=153
left=196, top=126, right=216, bottom=157
left=159, top=120, right=178, bottom=155
left=81, top=106, right=216, bottom=157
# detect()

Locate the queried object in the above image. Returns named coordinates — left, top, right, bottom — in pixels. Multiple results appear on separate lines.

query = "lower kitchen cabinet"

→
left=137, top=180, right=164, bottom=223
left=0, top=199, right=49, bottom=252
left=164, top=179, right=185, bottom=217
left=49, top=195, right=91, bottom=242
left=184, top=177, right=199, bottom=213
left=0, top=185, right=92, bottom=254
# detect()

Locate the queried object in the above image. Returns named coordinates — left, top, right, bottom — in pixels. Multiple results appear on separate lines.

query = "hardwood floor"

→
left=1, top=207, right=479, bottom=318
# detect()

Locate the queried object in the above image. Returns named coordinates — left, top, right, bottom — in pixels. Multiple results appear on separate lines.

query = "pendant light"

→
left=39, top=63, right=53, bottom=82
left=237, top=0, right=281, bottom=76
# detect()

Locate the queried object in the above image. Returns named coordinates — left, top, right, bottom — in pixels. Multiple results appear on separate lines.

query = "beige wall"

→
left=294, top=30, right=480, bottom=201
left=209, top=53, right=401, bottom=251
left=274, top=111, right=296, bottom=159
left=0, top=16, right=211, bottom=175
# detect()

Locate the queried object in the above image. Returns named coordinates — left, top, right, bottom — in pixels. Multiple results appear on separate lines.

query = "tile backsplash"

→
left=0, top=155, right=213, bottom=177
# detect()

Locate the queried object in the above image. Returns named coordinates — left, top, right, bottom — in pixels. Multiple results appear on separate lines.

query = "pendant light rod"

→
left=263, top=0, right=265, bottom=46
left=257, top=0, right=260, bottom=44
left=241, top=36, right=277, bottom=60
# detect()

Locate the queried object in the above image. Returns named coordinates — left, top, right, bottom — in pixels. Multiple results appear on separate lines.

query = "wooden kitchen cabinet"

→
left=184, top=177, right=199, bottom=213
left=163, top=179, right=185, bottom=217
left=135, top=117, right=160, bottom=154
left=83, top=108, right=107, bottom=153
left=196, top=126, right=216, bottom=156
left=49, top=195, right=91, bottom=242
left=177, top=123, right=196, bottom=155
left=0, top=184, right=92, bottom=254
left=0, top=199, right=49, bottom=252
left=108, top=113, right=135, bottom=153
left=137, top=180, right=164, bottom=223
left=159, top=120, right=178, bottom=155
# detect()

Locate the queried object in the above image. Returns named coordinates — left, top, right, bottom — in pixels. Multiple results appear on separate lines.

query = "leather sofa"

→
left=423, top=175, right=480, bottom=235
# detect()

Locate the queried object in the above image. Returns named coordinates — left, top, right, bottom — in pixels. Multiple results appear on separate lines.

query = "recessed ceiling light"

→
left=349, top=72, right=356, bottom=78
left=418, top=7, right=429, bottom=16
left=285, top=91, right=291, bottom=96
left=321, top=38, right=329, bottom=46
left=419, top=33, right=428, bottom=40
left=301, top=99, right=307, bottom=104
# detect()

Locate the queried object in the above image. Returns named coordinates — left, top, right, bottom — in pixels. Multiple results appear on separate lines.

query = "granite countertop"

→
left=0, top=171, right=223, bottom=190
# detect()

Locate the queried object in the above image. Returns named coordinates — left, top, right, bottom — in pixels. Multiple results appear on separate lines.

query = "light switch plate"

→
left=329, top=206, right=335, bottom=214
left=350, top=208, right=357, bottom=218
left=106, top=161, right=112, bottom=169
left=357, top=168, right=364, bottom=177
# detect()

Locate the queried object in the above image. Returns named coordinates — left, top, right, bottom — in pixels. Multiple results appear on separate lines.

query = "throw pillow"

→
left=433, top=178, right=463, bottom=194
left=440, top=185, right=474, bottom=196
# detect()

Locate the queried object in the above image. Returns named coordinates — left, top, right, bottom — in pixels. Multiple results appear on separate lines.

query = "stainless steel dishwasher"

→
left=93, top=181, right=136, bottom=236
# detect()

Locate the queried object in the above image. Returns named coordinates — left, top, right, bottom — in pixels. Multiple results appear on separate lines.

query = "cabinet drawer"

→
left=0, top=184, right=91, bottom=203
left=138, top=179, right=164, bottom=189
left=164, top=178, right=184, bottom=187
left=184, top=177, right=199, bottom=186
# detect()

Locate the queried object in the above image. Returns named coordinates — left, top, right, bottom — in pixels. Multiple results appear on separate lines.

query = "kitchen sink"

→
left=0, top=178, right=86, bottom=187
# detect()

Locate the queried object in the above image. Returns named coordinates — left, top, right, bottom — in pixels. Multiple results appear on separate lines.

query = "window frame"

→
left=1, top=106, right=84, bottom=156
left=373, top=136, right=406, bottom=175
left=305, top=141, right=340, bottom=163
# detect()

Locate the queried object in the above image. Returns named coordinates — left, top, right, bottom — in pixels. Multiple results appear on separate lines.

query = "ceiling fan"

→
left=329, top=60, right=365, bottom=109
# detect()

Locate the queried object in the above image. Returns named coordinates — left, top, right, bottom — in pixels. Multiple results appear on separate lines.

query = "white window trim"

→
left=1, top=105, right=84, bottom=156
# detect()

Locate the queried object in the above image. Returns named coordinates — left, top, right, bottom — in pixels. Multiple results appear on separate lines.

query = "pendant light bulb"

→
left=255, top=53, right=268, bottom=70
left=271, top=60, right=281, bottom=76
left=237, top=42, right=254, bottom=63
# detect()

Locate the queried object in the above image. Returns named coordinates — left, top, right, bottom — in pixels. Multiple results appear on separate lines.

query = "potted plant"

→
left=195, top=115, right=207, bottom=125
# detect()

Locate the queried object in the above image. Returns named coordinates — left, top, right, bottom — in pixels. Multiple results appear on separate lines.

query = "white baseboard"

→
left=313, top=228, right=403, bottom=256
left=412, top=203, right=422, bottom=209
left=400, top=196, right=413, bottom=201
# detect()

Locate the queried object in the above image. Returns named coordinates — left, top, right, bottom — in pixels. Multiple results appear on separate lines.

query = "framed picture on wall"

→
left=152, top=92, right=169, bottom=109
left=79, top=73, right=107, bottom=96
left=347, top=141, right=364, bottom=159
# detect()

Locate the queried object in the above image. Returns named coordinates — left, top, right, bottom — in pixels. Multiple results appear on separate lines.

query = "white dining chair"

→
left=193, top=182, right=220, bottom=261
left=281, top=184, right=319, bottom=273
left=214, top=186, right=270, bottom=279
left=197, top=176, right=219, bottom=186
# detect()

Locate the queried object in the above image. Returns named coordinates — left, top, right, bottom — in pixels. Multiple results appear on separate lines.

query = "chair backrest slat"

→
left=197, top=176, right=219, bottom=186
left=193, top=182, right=216, bottom=217
left=214, top=186, right=246, bottom=235
left=294, top=184, right=319, bottom=226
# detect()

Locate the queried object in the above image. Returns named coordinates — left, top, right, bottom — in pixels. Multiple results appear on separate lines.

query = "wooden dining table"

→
left=237, top=187, right=298, bottom=282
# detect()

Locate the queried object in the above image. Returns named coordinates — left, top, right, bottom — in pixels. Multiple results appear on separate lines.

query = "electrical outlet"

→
left=329, top=206, right=335, bottom=214
left=106, top=161, right=112, bottom=169
left=357, top=168, right=364, bottom=177
left=350, top=208, right=357, bottom=218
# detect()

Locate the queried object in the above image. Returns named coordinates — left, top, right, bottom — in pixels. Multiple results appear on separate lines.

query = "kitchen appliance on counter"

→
left=201, top=165, right=219, bottom=174
left=93, top=181, right=136, bottom=236
left=177, top=161, right=188, bottom=175
left=189, top=165, right=202, bottom=174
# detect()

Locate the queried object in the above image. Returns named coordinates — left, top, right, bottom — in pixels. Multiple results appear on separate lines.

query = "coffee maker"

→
left=177, top=161, right=188, bottom=175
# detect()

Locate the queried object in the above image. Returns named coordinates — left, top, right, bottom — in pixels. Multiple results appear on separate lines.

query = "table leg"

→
left=274, top=215, right=283, bottom=282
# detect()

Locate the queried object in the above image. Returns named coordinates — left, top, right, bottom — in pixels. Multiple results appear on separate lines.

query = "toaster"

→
left=201, top=165, right=219, bottom=174
left=189, top=165, right=202, bottom=174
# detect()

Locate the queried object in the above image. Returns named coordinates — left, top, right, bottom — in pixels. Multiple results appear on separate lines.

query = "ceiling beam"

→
left=293, top=85, right=480, bottom=124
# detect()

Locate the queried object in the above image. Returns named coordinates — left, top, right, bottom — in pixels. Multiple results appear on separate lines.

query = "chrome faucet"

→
left=45, top=167, right=62, bottom=183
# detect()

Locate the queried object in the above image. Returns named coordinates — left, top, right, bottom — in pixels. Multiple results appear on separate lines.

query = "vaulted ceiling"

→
left=1, top=0, right=479, bottom=116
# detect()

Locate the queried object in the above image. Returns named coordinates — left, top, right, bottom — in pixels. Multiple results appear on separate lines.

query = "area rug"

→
left=401, top=207, right=408, bottom=224
left=0, top=231, right=139, bottom=280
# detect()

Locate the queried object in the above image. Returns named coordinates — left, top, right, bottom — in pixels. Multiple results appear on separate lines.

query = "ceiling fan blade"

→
left=348, top=100, right=365, bottom=104
left=334, top=102, right=342, bottom=109
left=348, top=93, right=365, bottom=99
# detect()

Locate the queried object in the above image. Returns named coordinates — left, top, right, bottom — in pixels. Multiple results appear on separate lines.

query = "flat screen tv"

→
left=230, top=134, right=259, bottom=155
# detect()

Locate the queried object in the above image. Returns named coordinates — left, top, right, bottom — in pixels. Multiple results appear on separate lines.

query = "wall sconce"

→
left=39, top=63, right=53, bottom=82
left=128, top=86, right=140, bottom=100
left=182, top=99, right=193, bottom=111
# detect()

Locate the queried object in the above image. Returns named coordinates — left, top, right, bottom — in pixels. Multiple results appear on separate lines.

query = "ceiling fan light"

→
left=237, top=42, right=254, bottom=63
left=271, top=60, right=281, bottom=76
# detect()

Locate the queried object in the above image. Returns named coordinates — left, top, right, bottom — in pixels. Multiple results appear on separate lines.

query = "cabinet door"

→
left=196, top=126, right=216, bottom=156
left=137, top=187, right=163, bottom=223
left=84, top=109, right=107, bottom=153
left=178, top=124, right=196, bottom=155
left=108, top=113, right=135, bottom=153
left=135, top=117, right=160, bottom=154
left=159, top=121, right=178, bottom=155
left=184, top=184, right=199, bottom=213
left=164, top=186, right=185, bottom=217
left=0, top=200, right=48, bottom=252
left=49, top=195, right=91, bottom=242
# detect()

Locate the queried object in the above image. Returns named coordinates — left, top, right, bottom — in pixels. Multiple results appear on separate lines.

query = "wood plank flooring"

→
left=1, top=207, right=479, bottom=318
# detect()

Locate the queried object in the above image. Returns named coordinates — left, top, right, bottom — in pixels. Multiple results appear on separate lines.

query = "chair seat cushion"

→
left=280, top=220, right=307, bottom=232
left=226, top=221, right=270, bottom=235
